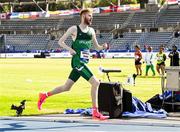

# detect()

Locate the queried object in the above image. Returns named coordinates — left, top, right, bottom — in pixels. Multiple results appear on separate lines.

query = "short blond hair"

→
left=80, top=8, right=93, bottom=17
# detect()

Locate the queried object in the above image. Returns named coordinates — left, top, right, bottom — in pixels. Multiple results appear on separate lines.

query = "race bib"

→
left=157, top=56, right=163, bottom=61
left=80, top=49, right=90, bottom=63
left=135, top=55, right=139, bottom=60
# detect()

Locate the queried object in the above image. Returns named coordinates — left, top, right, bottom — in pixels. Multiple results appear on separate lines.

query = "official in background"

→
left=168, top=45, right=179, bottom=66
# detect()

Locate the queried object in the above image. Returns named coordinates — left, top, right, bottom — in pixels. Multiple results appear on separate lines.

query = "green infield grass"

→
left=0, top=58, right=165, bottom=116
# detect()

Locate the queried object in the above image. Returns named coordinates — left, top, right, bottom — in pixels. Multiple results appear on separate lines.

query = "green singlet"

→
left=68, top=25, right=93, bottom=82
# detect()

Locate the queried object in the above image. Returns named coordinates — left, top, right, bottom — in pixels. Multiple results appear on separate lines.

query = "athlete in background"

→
left=156, top=46, right=166, bottom=75
left=144, top=46, right=155, bottom=76
left=134, top=45, right=142, bottom=75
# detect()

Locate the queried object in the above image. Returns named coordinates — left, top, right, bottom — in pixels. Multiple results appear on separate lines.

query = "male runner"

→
left=37, top=8, right=109, bottom=120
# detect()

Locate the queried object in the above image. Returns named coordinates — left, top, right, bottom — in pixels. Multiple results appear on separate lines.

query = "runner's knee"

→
left=62, top=81, right=73, bottom=92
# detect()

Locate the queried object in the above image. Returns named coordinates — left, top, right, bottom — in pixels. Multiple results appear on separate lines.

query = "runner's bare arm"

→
left=58, top=26, right=77, bottom=55
left=91, top=28, right=108, bottom=50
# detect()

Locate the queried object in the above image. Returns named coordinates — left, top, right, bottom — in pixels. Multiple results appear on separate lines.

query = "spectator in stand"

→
left=144, top=46, right=155, bottom=76
left=156, top=46, right=166, bottom=75
left=6, top=45, right=10, bottom=52
left=144, top=44, right=147, bottom=52
left=168, top=45, right=179, bottom=66
left=56, top=48, right=62, bottom=53
left=134, top=45, right=142, bottom=76
left=174, top=30, right=180, bottom=38
left=126, top=43, right=130, bottom=52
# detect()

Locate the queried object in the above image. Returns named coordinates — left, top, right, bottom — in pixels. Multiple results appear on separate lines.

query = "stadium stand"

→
left=173, top=37, right=180, bottom=48
left=58, top=12, right=131, bottom=31
left=0, top=12, right=130, bottom=31
left=48, top=32, right=175, bottom=51
left=110, top=32, right=142, bottom=50
left=50, top=33, right=112, bottom=51
left=49, top=37, right=72, bottom=51
left=0, top=18, right=62, bottom=31
left=140, top=32, right=173, bottom=50
left=127, top=11, right=157, bottom=28
left=157, top=7, right=180, bottom=27
left=61, top=16, right=80, bottom=29
left=5, top=34, right=50, bottom=52
left=108, top=32, right=172, bottom=50
left=96, top=33, right=112, bottom=44
left=2, top=31, right=177, bottom=52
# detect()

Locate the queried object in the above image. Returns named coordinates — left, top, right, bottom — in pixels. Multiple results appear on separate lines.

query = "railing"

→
left=154, top=3, right=168, bottom=27
left=120, top=12, right=135, bottom=29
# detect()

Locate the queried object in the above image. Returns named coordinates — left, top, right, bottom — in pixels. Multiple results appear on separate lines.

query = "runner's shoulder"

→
left=89, top=27, right=95, bottom=35
left=68, top=25, right=78, bottom=33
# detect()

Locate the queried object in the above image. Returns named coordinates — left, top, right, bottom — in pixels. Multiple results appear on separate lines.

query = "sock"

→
left=92, top=107, right=109, bottom=120
left=92, top=107, right=99, bottom=114
left=47, top=92, right=52, bottom=97
left=92, top=106, right=98, bottom=111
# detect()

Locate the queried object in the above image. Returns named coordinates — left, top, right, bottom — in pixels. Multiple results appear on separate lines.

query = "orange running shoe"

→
left=37, top=93, right=47, bottom=110
left=92, top=108, right=109, bottom=120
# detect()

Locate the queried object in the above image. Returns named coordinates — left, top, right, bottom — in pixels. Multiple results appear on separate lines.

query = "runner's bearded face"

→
left=84, top=13, right=93, bottom=25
